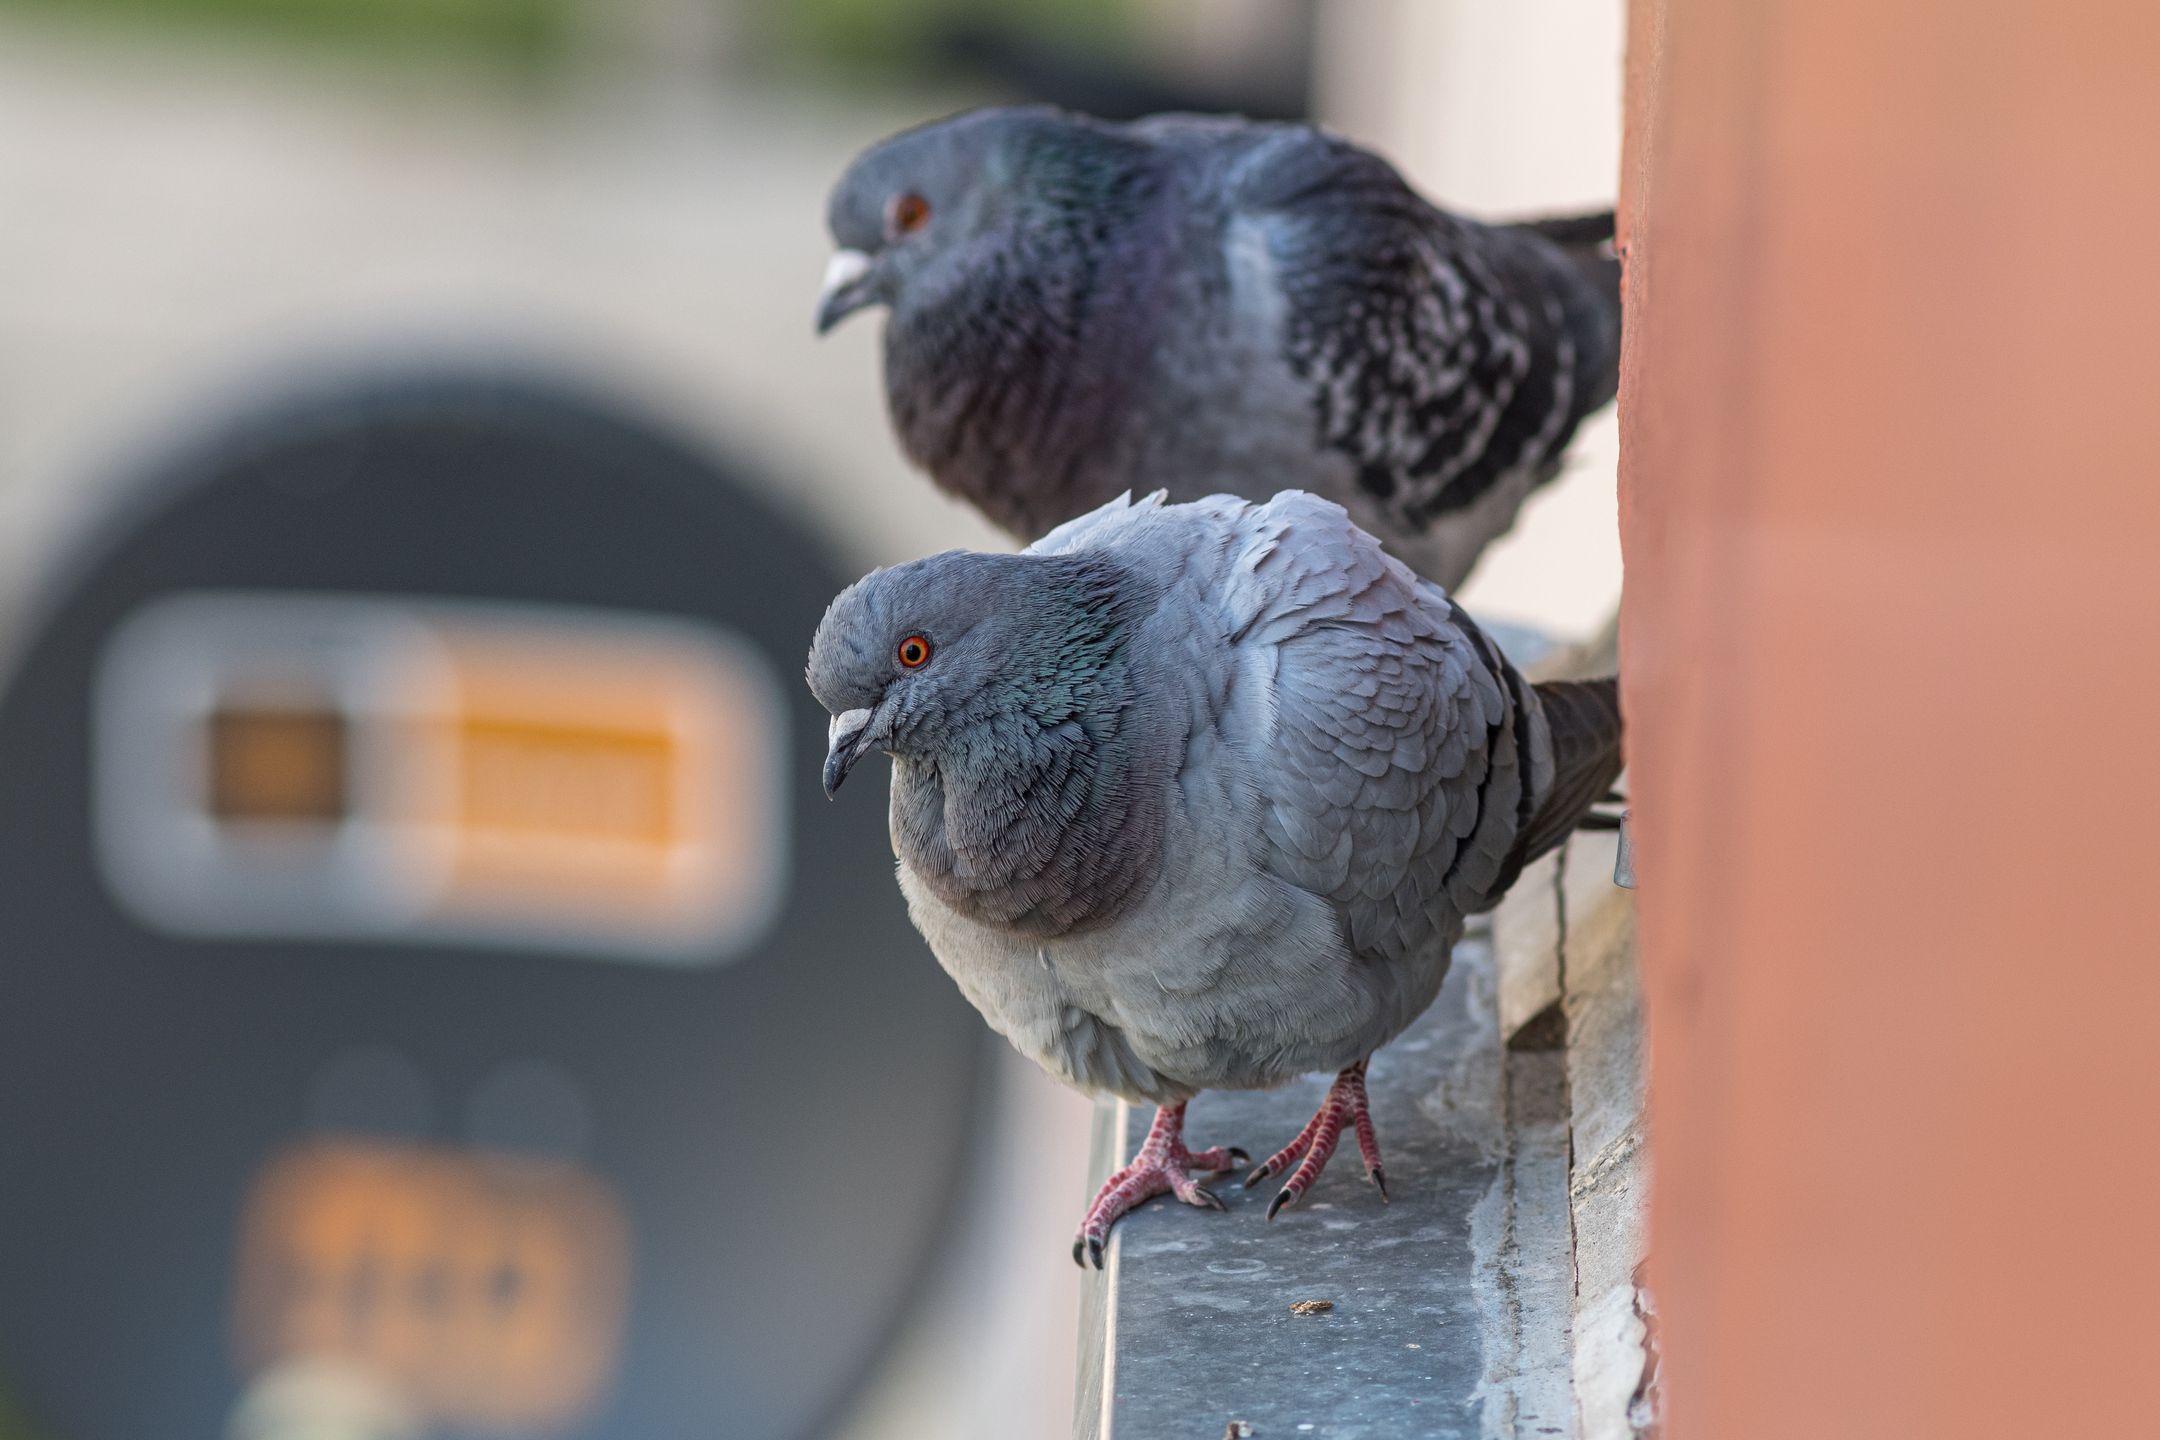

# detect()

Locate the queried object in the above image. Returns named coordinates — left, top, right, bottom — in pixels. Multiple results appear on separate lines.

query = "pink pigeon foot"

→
left=1244, top=1059, right=1387, bottom=1218
left=1073, top=1102, right=1247, bottom=1269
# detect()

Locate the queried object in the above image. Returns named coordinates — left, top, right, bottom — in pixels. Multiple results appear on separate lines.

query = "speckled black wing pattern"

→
left=1236, top=129, right=1616, bottom=532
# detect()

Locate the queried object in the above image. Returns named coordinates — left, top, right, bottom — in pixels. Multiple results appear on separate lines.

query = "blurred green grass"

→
left=0, top=0, right=577, bottom=67
left=772, top=0, right=1133, bottom=72
left=0, top=0, right=1136, bottom=76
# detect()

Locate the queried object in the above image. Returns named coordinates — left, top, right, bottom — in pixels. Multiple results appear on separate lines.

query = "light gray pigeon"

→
left=805, top=490, right=1623, bottom=1264
left=816, top=106, right=1622, bottom=591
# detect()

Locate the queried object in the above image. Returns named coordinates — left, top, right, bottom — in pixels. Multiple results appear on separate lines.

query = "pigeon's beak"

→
left=823, top=707, right=875, bottom=798
left=815, top=249, right=880, bottom=334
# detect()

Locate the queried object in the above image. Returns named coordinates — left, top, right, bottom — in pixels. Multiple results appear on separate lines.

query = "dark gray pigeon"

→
left=817, top=106, right=1622, bottom=591
left=805, top=490, right=1623, bottom=1264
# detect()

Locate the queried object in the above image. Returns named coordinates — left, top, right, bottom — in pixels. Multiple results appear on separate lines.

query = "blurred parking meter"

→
left=0, top=375, right=989, bottom=1440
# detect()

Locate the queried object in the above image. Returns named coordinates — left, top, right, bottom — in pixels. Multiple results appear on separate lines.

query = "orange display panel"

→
left=453, top=719, right=678, bottom=846
left=93, top=594, right=789, bottom=963
left=207, top=707, right=349, bottom=823
left=231, top=1139, right=631, bottom=1430
left=388, top=626, right=778, bottom=936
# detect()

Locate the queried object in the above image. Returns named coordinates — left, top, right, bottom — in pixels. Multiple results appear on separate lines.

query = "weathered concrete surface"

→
left=1563, top=901, right=1655, bottom=1440
left=1493, top=872, right=1565, bottom=1051
left=1493, top=831, right=1626, bottom=1051
left=1077, top=939, right=1581, bottom=1440
left=1470, top=1048, right=1577, bottom=1438
left=1494, top=825, right=1656, bottom=1440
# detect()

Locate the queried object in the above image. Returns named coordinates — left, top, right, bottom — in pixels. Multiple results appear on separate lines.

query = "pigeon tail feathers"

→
left=1511, top=210, right=1616, bottom=249
left=1507, top=677, right=1625, bottom=875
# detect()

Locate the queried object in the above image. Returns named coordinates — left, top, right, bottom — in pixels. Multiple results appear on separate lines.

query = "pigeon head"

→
left=814, top=105, right=1157, bottom=336
left=805, top=547, right=1140, bottom=799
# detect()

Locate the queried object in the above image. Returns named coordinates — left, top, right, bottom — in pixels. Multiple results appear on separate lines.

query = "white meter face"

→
left=93, top=592, right=789, bottom=965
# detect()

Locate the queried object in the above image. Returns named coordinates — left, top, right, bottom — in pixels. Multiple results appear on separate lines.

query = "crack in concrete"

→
left=1554, top=836, right=1582, bottom=1326
left=1471, top=1041, right=1575, bottom=1438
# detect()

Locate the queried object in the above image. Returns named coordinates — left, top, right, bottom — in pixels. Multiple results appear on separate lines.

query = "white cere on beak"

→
left=824, top=706, right=877, bottom=797
left=829, top=707, right=873, bottom=752
left=816, top=248, right=880, bottom=333
left=821, top=249, right=871, bottom=299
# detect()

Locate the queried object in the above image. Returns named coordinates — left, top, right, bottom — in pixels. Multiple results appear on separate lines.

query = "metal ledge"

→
left=1074, top=937, right=1579, bottom=1439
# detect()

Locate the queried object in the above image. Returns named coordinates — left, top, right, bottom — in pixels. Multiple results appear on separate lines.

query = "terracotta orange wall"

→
left=1618, top=2, right=2160, bottom=1436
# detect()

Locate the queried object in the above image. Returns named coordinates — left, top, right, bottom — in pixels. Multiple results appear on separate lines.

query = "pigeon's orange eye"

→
left=888, top=192, right=931, bottom=238
left=897, top=634, right=932, bottom=669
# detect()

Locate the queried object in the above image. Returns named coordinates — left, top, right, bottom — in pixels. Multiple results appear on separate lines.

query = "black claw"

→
left=1072, top=1237, right=1087, bottom=1268
left=1243, top=1164, right=1272, bottom=1189
left=1266, top=1187, right=1295, bottom=1221
left=1089, top=1237, right=1105, bottom=1270
left=1228, top=1147, right=1251, bottom=1167
left=1371, top=1167, right=1390, bottom=1203
left=1193, top=1185, right=1226, bottom=1212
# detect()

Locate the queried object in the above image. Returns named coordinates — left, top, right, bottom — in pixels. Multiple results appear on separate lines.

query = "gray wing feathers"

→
left=1224, top=493, right=1523, bottom=966
left=1032, top=488, right=1558, bottom=1005
left=1029, top=488, right=1167, bottom=555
